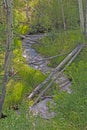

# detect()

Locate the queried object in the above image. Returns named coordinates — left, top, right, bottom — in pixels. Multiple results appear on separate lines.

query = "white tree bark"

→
left=78, top=0, right=84, bottom=33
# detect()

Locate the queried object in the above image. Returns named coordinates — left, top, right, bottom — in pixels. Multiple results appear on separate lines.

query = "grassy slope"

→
left=0, top=0, right=87, bottom=128
left=0, top=29, right=87, bottom=130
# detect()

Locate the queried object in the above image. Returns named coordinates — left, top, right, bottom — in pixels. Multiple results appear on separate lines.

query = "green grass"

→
left=0, top=26, right=87, bottom=129
left=4, top=64, right=46, bottom=107
left=33, top=30, right=85, bottom=67
left=30, top=29, right=87, bottom=129
left=0, top=30, right=87, bottom=130
left=54, top=61, right=87, bottom=129
left=2, top=38, right=46, bottom=107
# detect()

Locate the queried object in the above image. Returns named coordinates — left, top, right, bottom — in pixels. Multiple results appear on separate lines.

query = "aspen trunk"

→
left=78, top=0, right=84, bottom=33
left=61, top=0, right=66, bottom=31
left=25, top=0, right=30, bottom=22
left=85, top=0, right=87, bottom=37
left=0, top=0, right=13, bottom=118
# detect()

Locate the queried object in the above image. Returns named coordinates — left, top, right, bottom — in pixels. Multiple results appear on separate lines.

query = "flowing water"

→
left=22, top=34, right=71, bottom=119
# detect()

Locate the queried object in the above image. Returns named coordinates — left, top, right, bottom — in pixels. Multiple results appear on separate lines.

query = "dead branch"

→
left=29, top=53, right=68, bottom=65
left=7, top=71, right=18, bottom=83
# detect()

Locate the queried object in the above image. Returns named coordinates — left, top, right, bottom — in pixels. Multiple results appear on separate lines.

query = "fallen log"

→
left=33, top=65, right=69, bottom=105
left=29, top=52, right=68, bottom=65
left=65, top=44, right=84, bottom=66
left=33, top=44, right=84, bottom=105
left=28, top=44, right=84, bottom=99
left=33, top=79, right=54, bottom=105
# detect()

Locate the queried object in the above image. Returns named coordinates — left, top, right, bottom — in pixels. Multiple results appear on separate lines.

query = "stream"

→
left=22, top=34, right=71, bottom=119
left=22, top=34, right=51, bottom=73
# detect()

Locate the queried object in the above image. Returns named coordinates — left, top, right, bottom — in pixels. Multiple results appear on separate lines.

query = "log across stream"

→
left=22, top=34, right=84, bottom=119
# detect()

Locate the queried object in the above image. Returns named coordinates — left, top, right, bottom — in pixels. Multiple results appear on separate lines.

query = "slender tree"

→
left=25, top=0, right=30, bottom=22
left=0, top=0, right=13, bottom=118
left=78, top=0, right=84, bottom=33
left=61, top=0, right=66, bottom=31
left=85, top=0, right=87, bottom=37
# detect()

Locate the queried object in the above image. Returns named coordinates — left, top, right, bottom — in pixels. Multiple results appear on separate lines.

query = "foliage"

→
left=29, top=0, right=80, bottom=33
left=14, top=10, right=29, bottom=34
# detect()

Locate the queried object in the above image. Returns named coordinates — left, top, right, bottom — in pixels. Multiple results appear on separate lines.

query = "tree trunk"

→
left=78, top=0, right=84, bottom=33
left=25, top=0, right=30, bottom=22
left=85, top=0, right=87, bottom=37
left=0, top=0, right=13, bottom=118
left=61, top=0, right=66, bottom=31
